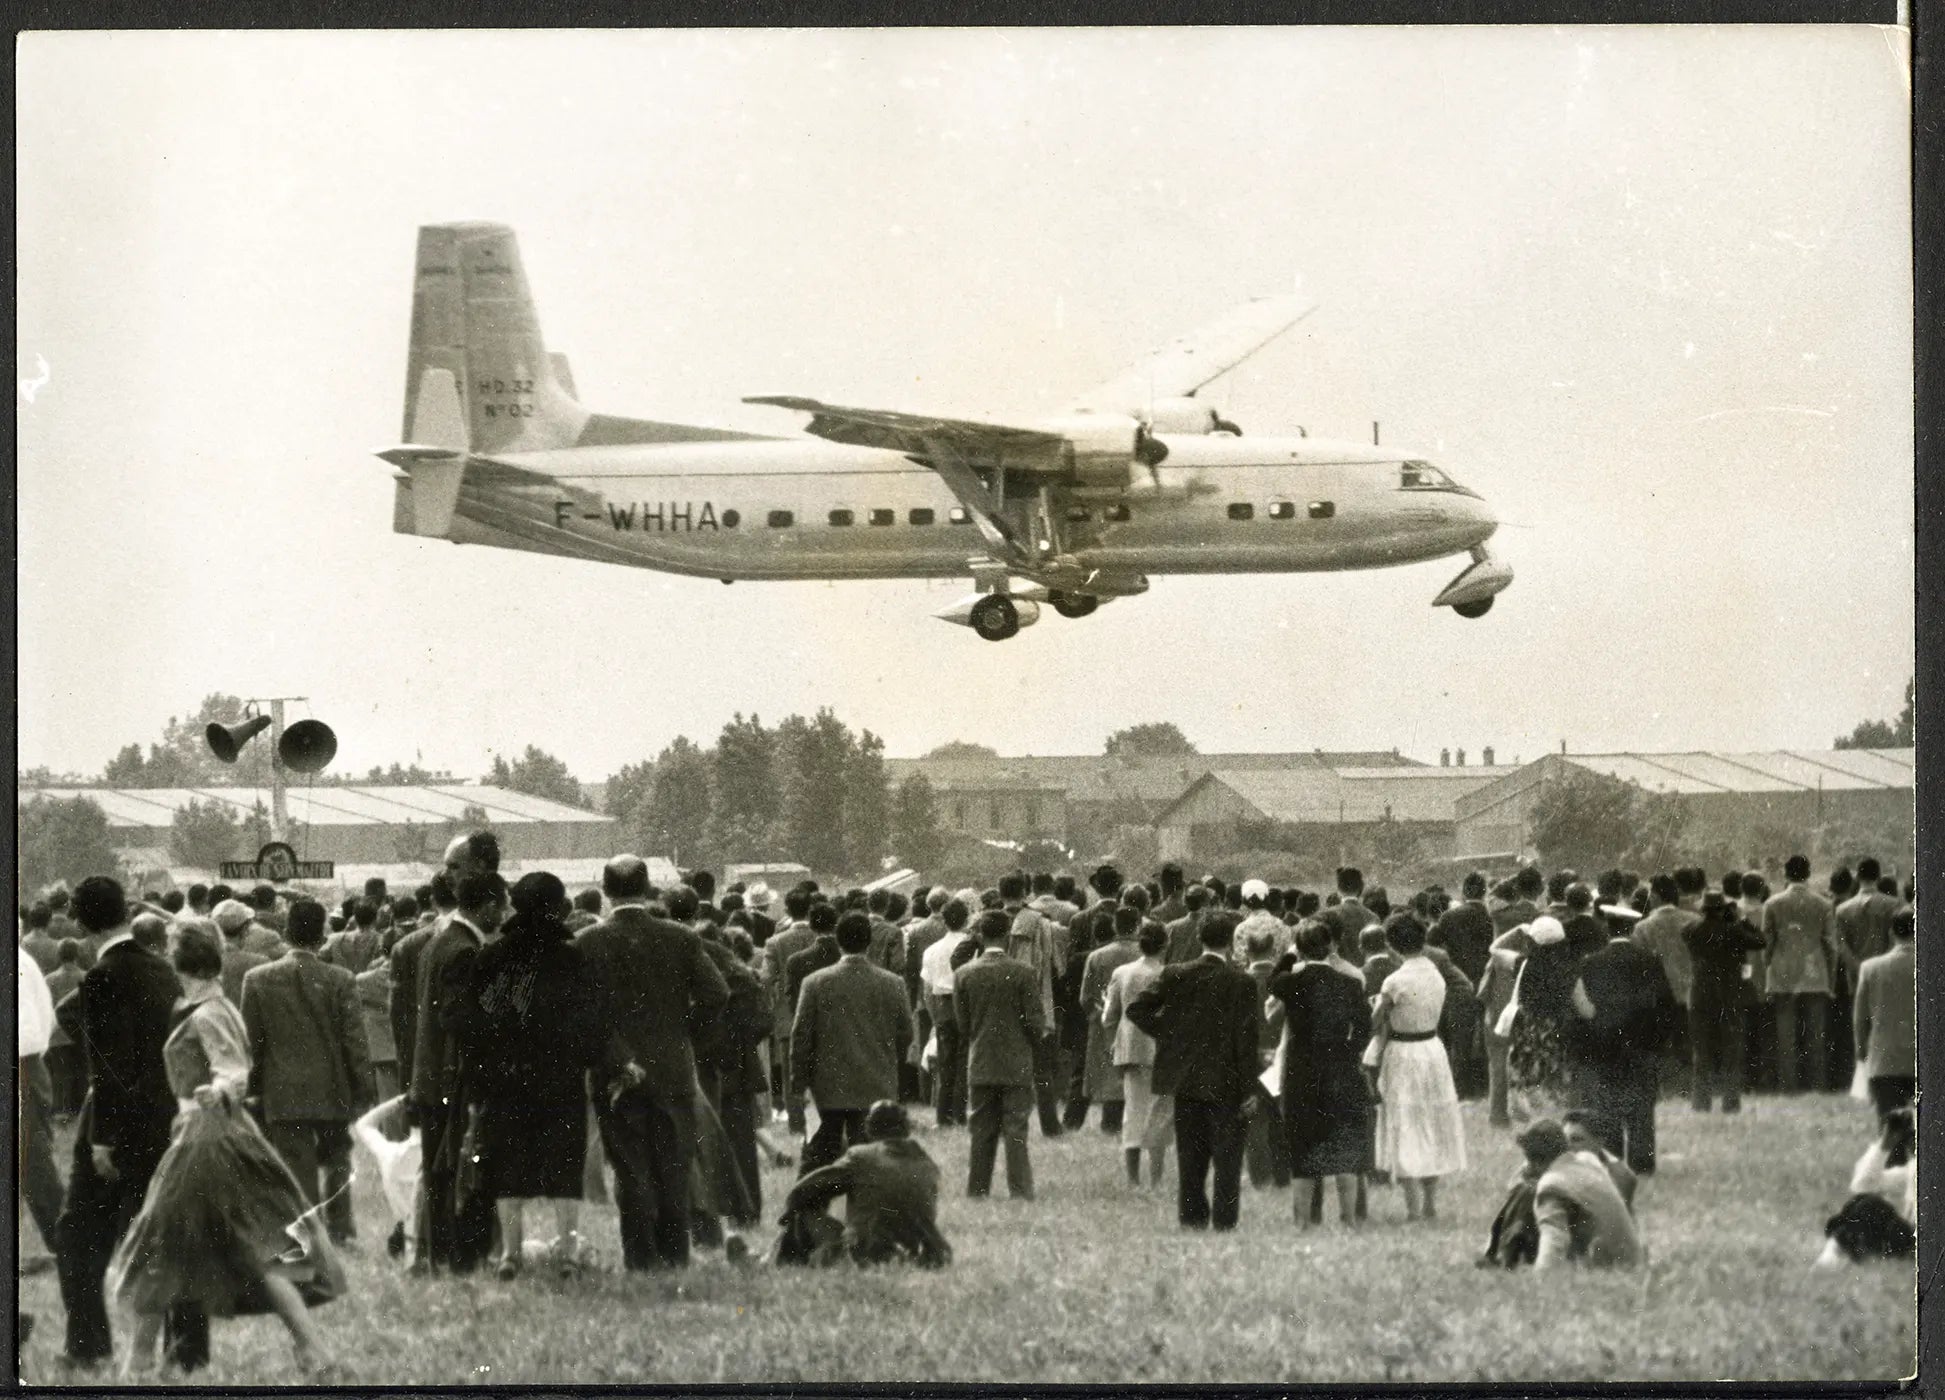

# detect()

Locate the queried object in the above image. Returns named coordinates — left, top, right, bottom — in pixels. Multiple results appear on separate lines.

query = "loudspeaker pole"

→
left=244, top=695, right=307, bottom=845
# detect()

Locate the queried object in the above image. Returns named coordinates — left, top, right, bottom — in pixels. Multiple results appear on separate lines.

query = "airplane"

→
left=381, top=222, right=1511, bottom=640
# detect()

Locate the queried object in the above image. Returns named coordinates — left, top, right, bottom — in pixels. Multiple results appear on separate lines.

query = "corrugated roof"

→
left=1175, top=765, right=1519, bottom=827
left=19, top=784, right=615, bottom=828
left=886, top=750, right=1420, bottom=810
left=1562, top=749, right=1914, bottom=796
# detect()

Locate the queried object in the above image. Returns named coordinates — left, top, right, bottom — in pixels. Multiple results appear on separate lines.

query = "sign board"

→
left=220, top=841, right=335, bottom=881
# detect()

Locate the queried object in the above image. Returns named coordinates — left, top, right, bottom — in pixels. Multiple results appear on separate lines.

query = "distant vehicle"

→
left=724, top=862, right=813, bottom=891
left=382, top=223, right=1512, bottom=640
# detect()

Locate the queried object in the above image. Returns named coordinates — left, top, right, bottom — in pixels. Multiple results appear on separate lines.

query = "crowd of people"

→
left=14, top=837, right=1918, bottom=1376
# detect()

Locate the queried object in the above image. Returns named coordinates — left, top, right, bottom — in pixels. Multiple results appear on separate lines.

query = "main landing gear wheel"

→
left=970, top=593, right=1021, bottom=641
left=1453, top=597, right=1494, bottom=619
left=1050, top=591, right=1099, bottom=619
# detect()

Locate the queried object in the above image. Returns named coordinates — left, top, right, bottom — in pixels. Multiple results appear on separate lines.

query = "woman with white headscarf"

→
left=1496, top=914, right=1598, bottom=1122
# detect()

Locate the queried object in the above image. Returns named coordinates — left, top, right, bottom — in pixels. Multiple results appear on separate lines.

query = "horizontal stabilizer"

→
left=398, top=457, right=466, bottom=538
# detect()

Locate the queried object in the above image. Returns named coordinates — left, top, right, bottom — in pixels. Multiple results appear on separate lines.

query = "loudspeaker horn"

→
left=278, top=719, right=338, bottom=774
left=206, top=714, right=272, bottom=764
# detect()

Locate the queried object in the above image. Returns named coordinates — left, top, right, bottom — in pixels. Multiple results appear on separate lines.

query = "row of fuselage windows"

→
left=753, top=500, right=1337, bottom=529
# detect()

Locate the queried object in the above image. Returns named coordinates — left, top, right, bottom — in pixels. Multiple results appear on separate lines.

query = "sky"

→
left=16, top=26, right=1913, bottom=784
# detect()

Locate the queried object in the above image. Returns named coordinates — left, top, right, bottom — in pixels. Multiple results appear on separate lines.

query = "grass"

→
left=17, top=1092, right=1915, bottom=1385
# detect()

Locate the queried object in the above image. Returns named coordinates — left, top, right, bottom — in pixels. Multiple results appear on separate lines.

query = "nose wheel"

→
left=1453, top=597, right=1493, bottom=619
left=970, top=593, right=1022, bottom=641
left=1050, top=590, right=1099, bottom=619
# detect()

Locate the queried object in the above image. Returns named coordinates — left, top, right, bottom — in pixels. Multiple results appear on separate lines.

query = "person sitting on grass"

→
left=772, top=1101, right=951, bottom=1268
left=1518, top=1118, right=1642, bottom=1270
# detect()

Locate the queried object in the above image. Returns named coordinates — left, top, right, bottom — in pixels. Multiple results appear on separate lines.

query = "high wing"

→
left=740, top=397, right=1112, bottom=568
left=1066, top=288, right=1316, bottom=418
left=739, top=397, right=1070, bottom=467
left=745, top=289, right=1310, bottom=580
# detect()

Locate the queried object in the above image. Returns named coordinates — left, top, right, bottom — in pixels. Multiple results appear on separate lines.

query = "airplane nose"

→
left=1471, top=494, right=1499, bottom=541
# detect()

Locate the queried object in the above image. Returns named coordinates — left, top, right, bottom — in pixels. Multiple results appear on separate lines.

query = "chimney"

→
left=1440, top=747, right=1451, bottom=767
left=1483, top=745, right=1495, bottom=766
left=1560, top=738, right=1568, bottom=755
left=1456, top=748, right=1467, bottom=767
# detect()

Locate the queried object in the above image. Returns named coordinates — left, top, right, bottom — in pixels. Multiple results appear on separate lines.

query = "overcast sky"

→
left=17, top=26, right=1912, bottom=784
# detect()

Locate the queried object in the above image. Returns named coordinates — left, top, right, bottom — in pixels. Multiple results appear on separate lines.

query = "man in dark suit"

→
left=954, top=908, right=1045, bottom=1199
left=1493, top=866, right=1545, bottom=936
left=240, top=899, right=371, bottom=1245
left=776, top=1101, right=950, bottom=1268
left=578, top=855, right=729, bottom=1270
left=785, top=903, right=843, bottom=1028
left=1127, top=911, right=1258, bottom=1231
left=54, top=880, right=208, bottom=1371
left=1571, top=923, right=1679, bottom=1175
left=760, top=887, right=819, bottom=1133
left=409, top=870, right=507, bottom=1273
left=389, top=872, right=453, bottom=1095
left=1162, top=883, right=1211, bottom=965
left=791, top=912, right=915, bottom=1175
left=1324, top=867, right=1377, bottom=965
left=1433, top=871, right=1497, bottom=986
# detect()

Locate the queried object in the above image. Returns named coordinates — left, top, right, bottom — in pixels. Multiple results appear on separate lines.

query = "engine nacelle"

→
left=1144, top=396, right=1222, bottom=434
left=1035, top=413, right=1142, bottom=489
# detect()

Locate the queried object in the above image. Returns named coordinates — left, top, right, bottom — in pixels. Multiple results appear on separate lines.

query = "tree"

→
left=1104, top=722, right=1198, bottom=758
left=604, top=760, right=656, bottom=824
left=776, top=711, right=855, bottom=874
left=842, top=729, right=893, bottom=873
left=18, top=795, right=121, bottom=897
left=891, top=774, right=945, bottom=871
left=1529, top=765, right=1640, bottom=873
left=1835, top=678, right=1913, bottom=750
left=1367, top=817, right=1425, bottom=880
left=99, top=695, right=275, bottom=788
left=487, top=745, right=587, bottom=809
left=1623, top=791, right=1691, bottom=876
left=391, top=819, right=439, bottom=864
left=363, top=761, right=447, bottom=785
left=640, top=737, right=712, bottom=867
left=709, top=714, right=782, bottom=864
left=924, top=740, right=998, bottom=759
left=171, top=798, right=243, bottom=869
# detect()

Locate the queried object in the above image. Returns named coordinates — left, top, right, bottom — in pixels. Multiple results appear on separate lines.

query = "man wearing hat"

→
left=773, top=1101, right=951, bottom=1268
left=1681, top=891, right=1766, bottom=1113
left=1515, top=1118, right=1642, bottom=1269
left=215, top=898, right=284, bottom=962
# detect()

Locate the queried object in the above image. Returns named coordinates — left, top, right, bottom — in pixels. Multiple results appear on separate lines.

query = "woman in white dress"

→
left=1364, top=913, right=1467, bottom=1221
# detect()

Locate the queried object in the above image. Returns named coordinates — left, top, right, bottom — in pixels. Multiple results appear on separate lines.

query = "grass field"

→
left=17, top=1092, right=1915, bottom=1385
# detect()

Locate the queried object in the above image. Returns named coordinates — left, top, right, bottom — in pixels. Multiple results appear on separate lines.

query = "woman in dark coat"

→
left=462, top=871, right=605, bottom=1279
left=1502, top=915, right=1597, bottom=1122
left=1269, top=918, right=1374, bottom=1228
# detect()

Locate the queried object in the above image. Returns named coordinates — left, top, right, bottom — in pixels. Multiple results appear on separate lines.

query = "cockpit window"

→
left=1400, top=460, right=1450, bottom=489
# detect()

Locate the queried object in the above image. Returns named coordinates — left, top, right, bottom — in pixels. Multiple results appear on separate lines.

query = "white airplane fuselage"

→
left=407, top=433, right=1498, bottom=583
left=384, top=222, right=1514, bottom=634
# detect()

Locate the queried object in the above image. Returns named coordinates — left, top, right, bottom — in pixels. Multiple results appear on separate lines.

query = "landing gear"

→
left=1453, top=597, right=1493, bottom=619
left=970, top=593, right=1022, bottom=641
left=1050, top=590, right=1099, bottom=619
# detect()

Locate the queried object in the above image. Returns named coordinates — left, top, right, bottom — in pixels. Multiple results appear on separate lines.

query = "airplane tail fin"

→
left=402, top=223, right=590, bottom=455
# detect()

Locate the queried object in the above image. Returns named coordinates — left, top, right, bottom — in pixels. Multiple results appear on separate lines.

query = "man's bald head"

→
left=444, top=830, right=501, bottom=881
left=603, top=855, right=651, bottom=902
